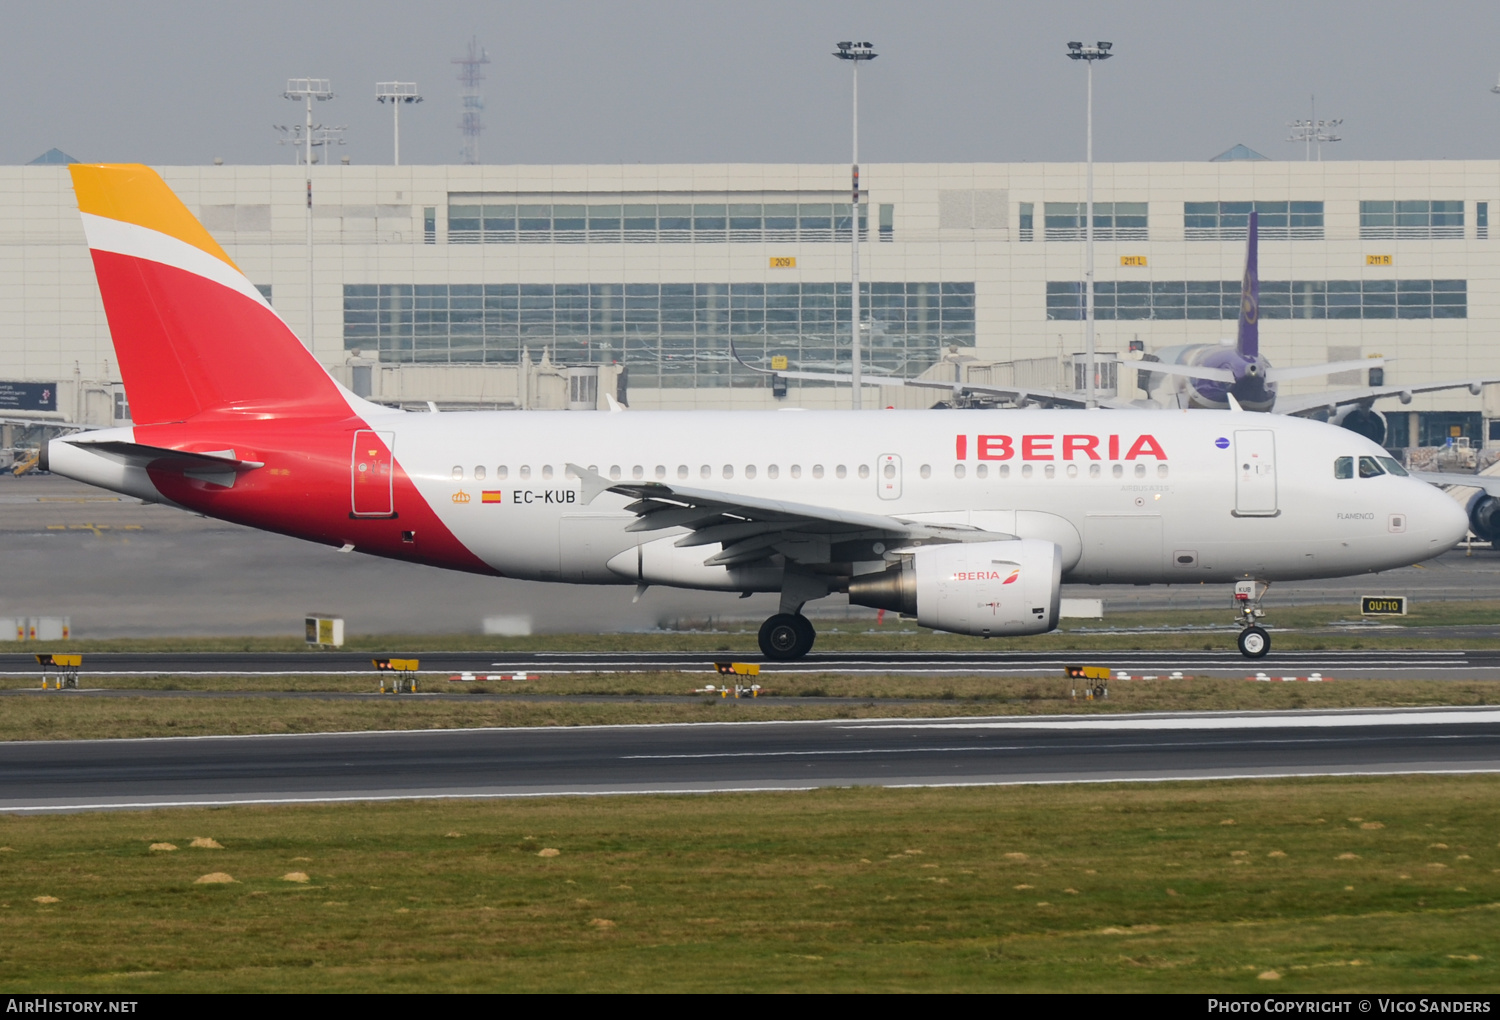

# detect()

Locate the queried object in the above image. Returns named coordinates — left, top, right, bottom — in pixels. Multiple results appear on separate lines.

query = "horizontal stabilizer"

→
left=1264, top=358, right=1387, bottom=384
left=65, top=440, right=263, bottom=488
left=1132, top=360, right=1236, bottom=384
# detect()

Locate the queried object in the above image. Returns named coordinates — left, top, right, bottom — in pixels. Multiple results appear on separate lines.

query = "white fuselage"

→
left=359, top=407, right=1463, bottom=588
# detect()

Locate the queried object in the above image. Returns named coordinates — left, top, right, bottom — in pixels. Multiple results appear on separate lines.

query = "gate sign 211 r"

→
left=0, top=381, right=57, bottom=412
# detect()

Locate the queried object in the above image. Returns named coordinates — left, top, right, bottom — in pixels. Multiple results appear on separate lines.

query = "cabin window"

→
left=1112, top=464, right=1124, bottom=479
left=1378, top=456, right=1409, bottom=476
left=1066, top=464, right=1078, bottom=478
left=836, top=465, right=848, bottom=479
left=655, top=465, right=666, bottom=480
left=745, top=465, right=757, bottom=479
left=474, top=466, right=486, bottom=480
left=1089, top=463, right=1100, bottom=478
left=678, top=465, right=689, bottom=479
left=609, top=465, right=621, bottom=480
left=497, top=465, right=508, bottom=480
left=919, top=464, right=932, bottom=479
left=1044, top=464, right=1056, bottom=479
left=813, top=465, right=825, bottom=478
left=1134, top=463, right=1147, bottom=478
left=954, top=464, right=966, bottom=479
left=791, top=464, right=802, bottom=478
left=1157, top=463, right=1169, bottom=478
left=1022, top=464, right=1033, bottom=479
left=520, top=465, right=532, bottom=480
left=723, top=464, right=734, bottom=479
left=700, top=465, right=711, bottom=479
left=1358, top=455, right=1385, bottom=478
left=629, top=465, right=642, bottom=480
left=767, top=464, right=779, bottom=479
left=543, top=465, right=554, bottom=480
left=859, top=464, right=870, bottom=479
left=452, top=466, right=464, bottom=480
left=976, top=463, right=988, bottom=479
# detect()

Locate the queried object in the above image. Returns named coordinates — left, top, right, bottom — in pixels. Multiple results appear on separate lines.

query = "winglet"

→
left=1236, top=210, right=1260, bottom=359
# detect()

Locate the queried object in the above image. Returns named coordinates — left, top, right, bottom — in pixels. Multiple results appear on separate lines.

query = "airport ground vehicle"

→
left=46, top=164, right=1469, bottom=659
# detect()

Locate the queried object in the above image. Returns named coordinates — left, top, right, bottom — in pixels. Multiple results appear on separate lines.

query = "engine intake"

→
left=848, top=539, right=1062, bottom=637
left=1466, top=491, right=1500, bottom=543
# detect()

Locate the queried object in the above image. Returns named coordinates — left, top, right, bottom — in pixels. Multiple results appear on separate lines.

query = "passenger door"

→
left=1233, top=429, right=1278, bottom=517
left=351, top=430, right=396, bottom=517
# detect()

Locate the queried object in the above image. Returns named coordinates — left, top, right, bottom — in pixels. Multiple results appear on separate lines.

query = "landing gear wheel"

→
left=759, top=613, right=814, bottom=660
left=1238, top=626, right=1270, bottom=658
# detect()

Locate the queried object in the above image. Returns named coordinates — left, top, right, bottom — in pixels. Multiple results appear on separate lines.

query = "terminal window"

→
left=343, top=281, right=973, bottom=388
left=1359, top=200, right=1464, bottom=239
left=1043, top=202, right=1148, bottom=241
left=447, top=199, right=876, bottom=245
left=1046, top=279, right=1466, bottom=320
left=1183, top=201, right=1324, bottom=240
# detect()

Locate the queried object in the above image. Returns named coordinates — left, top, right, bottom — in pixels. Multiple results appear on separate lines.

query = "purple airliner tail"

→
left=1237, top=210, right=1260, bottom=359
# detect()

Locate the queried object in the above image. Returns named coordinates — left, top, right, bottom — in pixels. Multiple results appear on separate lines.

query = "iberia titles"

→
left=954, top=434, right=1167, bottom=461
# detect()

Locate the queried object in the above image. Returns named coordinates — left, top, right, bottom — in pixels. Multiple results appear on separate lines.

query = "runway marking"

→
left=854, top=708, right=1500, bottom=733
left=4, top=767, right=1500, bottom=813
left=623, top=734, right=1489, bottom=760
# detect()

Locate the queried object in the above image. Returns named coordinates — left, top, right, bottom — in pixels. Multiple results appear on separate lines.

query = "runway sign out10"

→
left=1360, top=595, right=1407, bottom=616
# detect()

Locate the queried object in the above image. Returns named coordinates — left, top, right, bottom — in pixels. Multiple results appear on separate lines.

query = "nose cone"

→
left=1415, top=480, right=1469, bottom=555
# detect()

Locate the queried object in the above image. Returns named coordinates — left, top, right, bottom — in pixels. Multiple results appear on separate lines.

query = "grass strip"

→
left=1, top=676, right=1498, bottom=741
left=1, top=776, right=1497, bottom=991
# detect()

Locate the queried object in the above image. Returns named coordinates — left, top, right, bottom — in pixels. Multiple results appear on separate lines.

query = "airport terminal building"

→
left=3, top=154, right=1500, bottom=448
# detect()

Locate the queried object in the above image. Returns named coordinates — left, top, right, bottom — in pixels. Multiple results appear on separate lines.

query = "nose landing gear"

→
left=758, top=613, right=816, bottom=660
left=1234, top=578, right=1271, bottom=658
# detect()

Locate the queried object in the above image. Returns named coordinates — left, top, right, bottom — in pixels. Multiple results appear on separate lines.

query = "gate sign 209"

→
left=0, top=381, right=57, bottom=412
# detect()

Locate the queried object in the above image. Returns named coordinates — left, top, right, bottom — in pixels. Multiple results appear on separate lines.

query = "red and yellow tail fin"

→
left=71, top=164, right=354, bottom=425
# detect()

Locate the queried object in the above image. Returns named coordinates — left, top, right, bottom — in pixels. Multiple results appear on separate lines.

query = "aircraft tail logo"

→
left=69, top=164, right=355, bottom=426
left=1237, top=209, right=1260, bottom=359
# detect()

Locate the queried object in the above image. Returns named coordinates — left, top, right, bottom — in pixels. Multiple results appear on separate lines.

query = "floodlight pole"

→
left=835, top=41, right=876, bottom=409
left=284, top=78, right=334, bottom=350
left=1067, top=41, right=1112, bottom=407
left=376, top=82, right=423, bottom=166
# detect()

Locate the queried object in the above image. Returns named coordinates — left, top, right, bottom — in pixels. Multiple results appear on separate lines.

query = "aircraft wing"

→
left=1263, top=358, right=1387, bottom=384
left=1275, top=378, right=1500, bottom=417
left=569, top=465, right=1008, bottom=567
left=1409, top=470, right=1500, bottom=496
left=729, top=341, right=1137, bottom=410
left=1130, top=360, right=1236, bottom=384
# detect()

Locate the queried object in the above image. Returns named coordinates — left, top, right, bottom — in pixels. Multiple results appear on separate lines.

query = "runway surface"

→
left=2, top=647, right=1498, bottom=681
left=3, top=706, right=1497, bottom=812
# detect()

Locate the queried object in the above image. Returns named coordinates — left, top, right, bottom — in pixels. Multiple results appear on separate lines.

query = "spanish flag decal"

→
left=481, top=491, right=504, bottom=504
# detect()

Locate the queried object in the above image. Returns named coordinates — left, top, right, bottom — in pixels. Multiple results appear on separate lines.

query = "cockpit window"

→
left=1378, top=456, right=1409, bottom=477
left=1358, top=455, right=1385, bottom=478
left=1334, top=456, right=1353, bottom=479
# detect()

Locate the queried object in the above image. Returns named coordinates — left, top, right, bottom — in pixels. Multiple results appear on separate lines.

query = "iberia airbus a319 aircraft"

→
left=46, top=165, right=1468, bottom=659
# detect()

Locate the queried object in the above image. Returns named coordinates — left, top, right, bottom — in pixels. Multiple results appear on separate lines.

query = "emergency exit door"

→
left=1233, top=429, right=1278, bottom=516
left=877, top=454, right=902, bottom=499
left=351, top=430, right=396, bottom=517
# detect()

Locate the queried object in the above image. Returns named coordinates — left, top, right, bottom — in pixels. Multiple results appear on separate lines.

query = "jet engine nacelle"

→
left=1465, top=491, right=1500, bottom=543
left=847, top=539, right=1062, bottom=637
left=1331, top=405, right=1388, bottom=445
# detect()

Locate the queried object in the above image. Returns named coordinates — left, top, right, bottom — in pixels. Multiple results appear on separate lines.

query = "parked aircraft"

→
left=46, top=165, right=1468, bottom=659
left=741, top=212, right=1500, bottom=446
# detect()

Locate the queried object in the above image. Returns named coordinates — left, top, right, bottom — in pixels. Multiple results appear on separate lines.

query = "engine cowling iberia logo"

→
left=951, top=568, right=1021, bottom=584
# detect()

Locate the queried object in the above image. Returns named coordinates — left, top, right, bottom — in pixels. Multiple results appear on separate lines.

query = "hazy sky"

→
left=5, top=1, right=1500, bottom=168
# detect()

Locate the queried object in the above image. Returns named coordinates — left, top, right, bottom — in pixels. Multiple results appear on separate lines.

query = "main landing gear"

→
left=759, top=613, right=816, bottom=660
left=1234, top=579, right=1271, bottom=658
